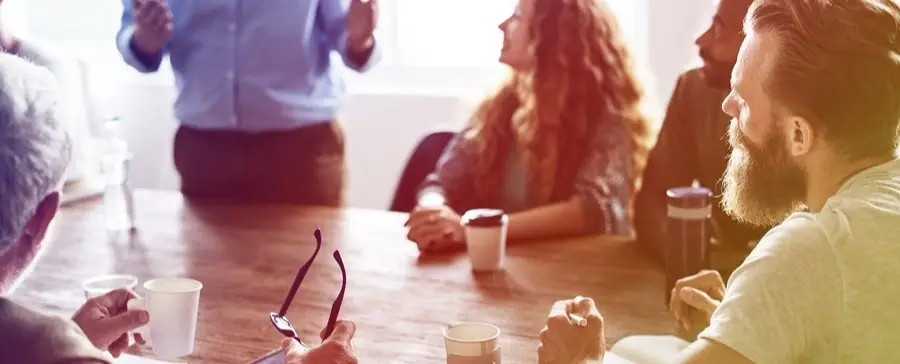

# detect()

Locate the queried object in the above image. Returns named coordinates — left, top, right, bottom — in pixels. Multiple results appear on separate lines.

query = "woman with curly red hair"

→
left=406, top=0, right=654, bottom=253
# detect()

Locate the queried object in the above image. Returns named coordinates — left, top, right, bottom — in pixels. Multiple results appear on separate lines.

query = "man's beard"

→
left=721, top=122, right=807, bottom=227
left=698, top=49, right=735, bottom=90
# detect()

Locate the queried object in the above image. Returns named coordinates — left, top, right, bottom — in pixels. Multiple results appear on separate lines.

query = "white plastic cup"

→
left=461, top=209, right=508, bottom=271
left=127, top=277, right=203, bottom=359
left=82, top=274, right=138, bottom=299
left=443, top=322, right=502, bottom=364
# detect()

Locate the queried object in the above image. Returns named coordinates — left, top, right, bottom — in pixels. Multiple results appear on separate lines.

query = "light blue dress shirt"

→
left=116, top=0, right=382, bottom=132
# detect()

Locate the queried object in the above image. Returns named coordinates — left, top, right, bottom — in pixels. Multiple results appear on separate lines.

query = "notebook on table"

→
left=247, top=335, right=690, bottom=364
left=113, top=353, right=183, bottom=364
left=605, top=335, right=691, bottom=364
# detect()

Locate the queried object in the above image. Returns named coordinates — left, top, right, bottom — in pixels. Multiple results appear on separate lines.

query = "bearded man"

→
left=540, top=0, right=900, bottom=363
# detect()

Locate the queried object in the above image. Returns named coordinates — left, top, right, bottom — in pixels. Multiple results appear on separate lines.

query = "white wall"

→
left=82, top=0, right=714, bottom=210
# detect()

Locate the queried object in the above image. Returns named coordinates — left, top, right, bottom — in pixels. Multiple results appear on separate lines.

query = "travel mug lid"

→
left=461, top=209, right=507, bottom=227
left=666, top=186, right=712, bottom=199
left=666, top=187, right=712, bottom=220
left=667, top=187, right=712, bottom=205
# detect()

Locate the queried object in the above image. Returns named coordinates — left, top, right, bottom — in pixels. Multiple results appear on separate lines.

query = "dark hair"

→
left=747, top=0, right=900, bottom=158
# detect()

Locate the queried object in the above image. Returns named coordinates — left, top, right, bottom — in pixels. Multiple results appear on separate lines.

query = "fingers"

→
left=419, top=238, right=463, bottom=255
left=99, top=288, right=139, bottom=308
left=148, top=4, right=172, bottom=31
left=323, top=320, right=356, bottom=346
left=571, top=296, right=602, bottom=328
left=547, top=300, right=575, bottom=332
left=135, top=0, right=171, bottom=29
left=108, top=334, right=130, bottom=358
left=678, top=286, right=721, bottom=315
left=102, top=310, right=150, bottom=338
left=548, top=299, right=569, bottom=319
left=571, top=296, right=598, bottom=316
left=283, top=338, right=308, bottom=355
left=151, top=10, right=173, bottom=32
left=670, top=269, right=725, bottom=327
left=405, top=209, right=440, bottom=227
left=549, top=297, right=598, bottom=322
left=283, top=338, right=310, bottom=362
left=537, top=327, right=563, bottom=364
left=670, top=286, right=689, bottom=328
left=407, top=222, right=447, bottom=244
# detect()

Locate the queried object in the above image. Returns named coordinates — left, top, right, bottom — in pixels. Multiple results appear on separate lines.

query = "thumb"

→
left=282, top=338, right=308, bottom=352
left=679, top=287, right=720, bottom=314
left=322, top=321, right=356, bottom=346
left=101, top=310, right=150, bottom=336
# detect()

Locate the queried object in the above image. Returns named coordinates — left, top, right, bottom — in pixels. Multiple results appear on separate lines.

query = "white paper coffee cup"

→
left=461, top=209, right=508, bottom=271
left=82, top=274, right=138, bottom=299
left=443, top=322, right=501, bottom=363
left=127, top=277, right=203, bottom=359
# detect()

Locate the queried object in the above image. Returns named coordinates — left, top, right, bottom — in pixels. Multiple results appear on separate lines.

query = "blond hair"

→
left=746, top=0, right=900, bottom=158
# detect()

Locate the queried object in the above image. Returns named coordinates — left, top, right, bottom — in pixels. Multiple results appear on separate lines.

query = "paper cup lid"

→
left=461, top=209, right=507, bottom=227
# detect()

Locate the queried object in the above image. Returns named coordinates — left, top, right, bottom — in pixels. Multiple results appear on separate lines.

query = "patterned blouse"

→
left=419, top=114, right=636, bottom=237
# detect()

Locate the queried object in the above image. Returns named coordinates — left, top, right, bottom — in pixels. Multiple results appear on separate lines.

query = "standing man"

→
left=633, top=0, right=768, bottom=268
left=115, top=0, right=380, bottom=205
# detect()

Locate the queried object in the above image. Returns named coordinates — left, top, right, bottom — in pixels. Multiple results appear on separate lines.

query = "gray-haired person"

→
left=0, top=52, right=360, bottom=364
left=0, top=53, right=149, bottom=363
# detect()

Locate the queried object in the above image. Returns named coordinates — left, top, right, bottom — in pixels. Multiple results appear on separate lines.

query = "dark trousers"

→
left=173, top=121, right=345, bottom=206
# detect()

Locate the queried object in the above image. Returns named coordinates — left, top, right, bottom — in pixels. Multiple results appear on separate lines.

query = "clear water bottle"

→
left=100, top=116, right=135, bottom=231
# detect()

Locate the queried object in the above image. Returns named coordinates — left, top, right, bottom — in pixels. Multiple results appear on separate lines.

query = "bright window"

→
left=9, top=0, right=646, bottom=89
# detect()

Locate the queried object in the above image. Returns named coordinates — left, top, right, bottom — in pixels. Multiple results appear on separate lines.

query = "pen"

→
left=568, top=313, right=588, bottom=328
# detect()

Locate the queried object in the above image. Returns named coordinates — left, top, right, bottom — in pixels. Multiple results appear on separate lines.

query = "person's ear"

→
left=21, top=192, right=61, bottom=248
left=788, top=116, right=815, bottom=157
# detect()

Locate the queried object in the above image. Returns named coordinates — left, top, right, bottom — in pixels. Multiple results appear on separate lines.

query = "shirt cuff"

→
left=339, top=34, right=383, bottom=73
left=116, top=26, right=163, bottom=73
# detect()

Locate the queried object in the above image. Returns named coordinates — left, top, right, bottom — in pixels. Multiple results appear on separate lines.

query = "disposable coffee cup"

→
left=443, top=322, right=501, bottom=364
left=127, top=277, right=203, bottom=359
left=82, top=274, right=138, bottom=299
left=461, top=209, right=508, bottom=271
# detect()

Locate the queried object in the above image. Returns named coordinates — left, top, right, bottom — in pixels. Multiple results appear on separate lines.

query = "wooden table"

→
left=11, top=189, right=673, bottom=363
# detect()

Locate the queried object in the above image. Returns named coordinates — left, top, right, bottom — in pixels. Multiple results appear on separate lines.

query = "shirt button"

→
left=228, top=23, right=236, bottom=32
left=225, top=71, right=234, bottom=79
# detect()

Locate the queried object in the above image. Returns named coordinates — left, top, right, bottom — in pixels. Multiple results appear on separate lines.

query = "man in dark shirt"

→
left=634, top=0, right=769, bottom=268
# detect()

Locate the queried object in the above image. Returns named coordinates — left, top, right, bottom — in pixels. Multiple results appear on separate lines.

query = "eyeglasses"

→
left=270, top=228, right=347, bottom=349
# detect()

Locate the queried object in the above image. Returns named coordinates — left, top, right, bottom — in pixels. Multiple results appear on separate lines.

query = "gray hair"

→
left=0, top=53, right=71, bottom=254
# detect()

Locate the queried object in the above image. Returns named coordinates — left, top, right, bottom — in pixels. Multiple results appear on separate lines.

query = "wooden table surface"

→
left=11, top=189, right=673, bottom=363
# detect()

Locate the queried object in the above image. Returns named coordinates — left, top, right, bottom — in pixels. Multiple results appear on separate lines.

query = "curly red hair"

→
left=464, top=0, right=653, bottom=204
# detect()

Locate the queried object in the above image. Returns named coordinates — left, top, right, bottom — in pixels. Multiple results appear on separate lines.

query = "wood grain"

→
left=10, top=189, right=674, bottom=363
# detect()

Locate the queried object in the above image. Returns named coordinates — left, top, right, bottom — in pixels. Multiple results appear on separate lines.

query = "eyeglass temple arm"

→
left=279, top=228, right=324, bottom=317
left=322, top=250, right=347, bottom=340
